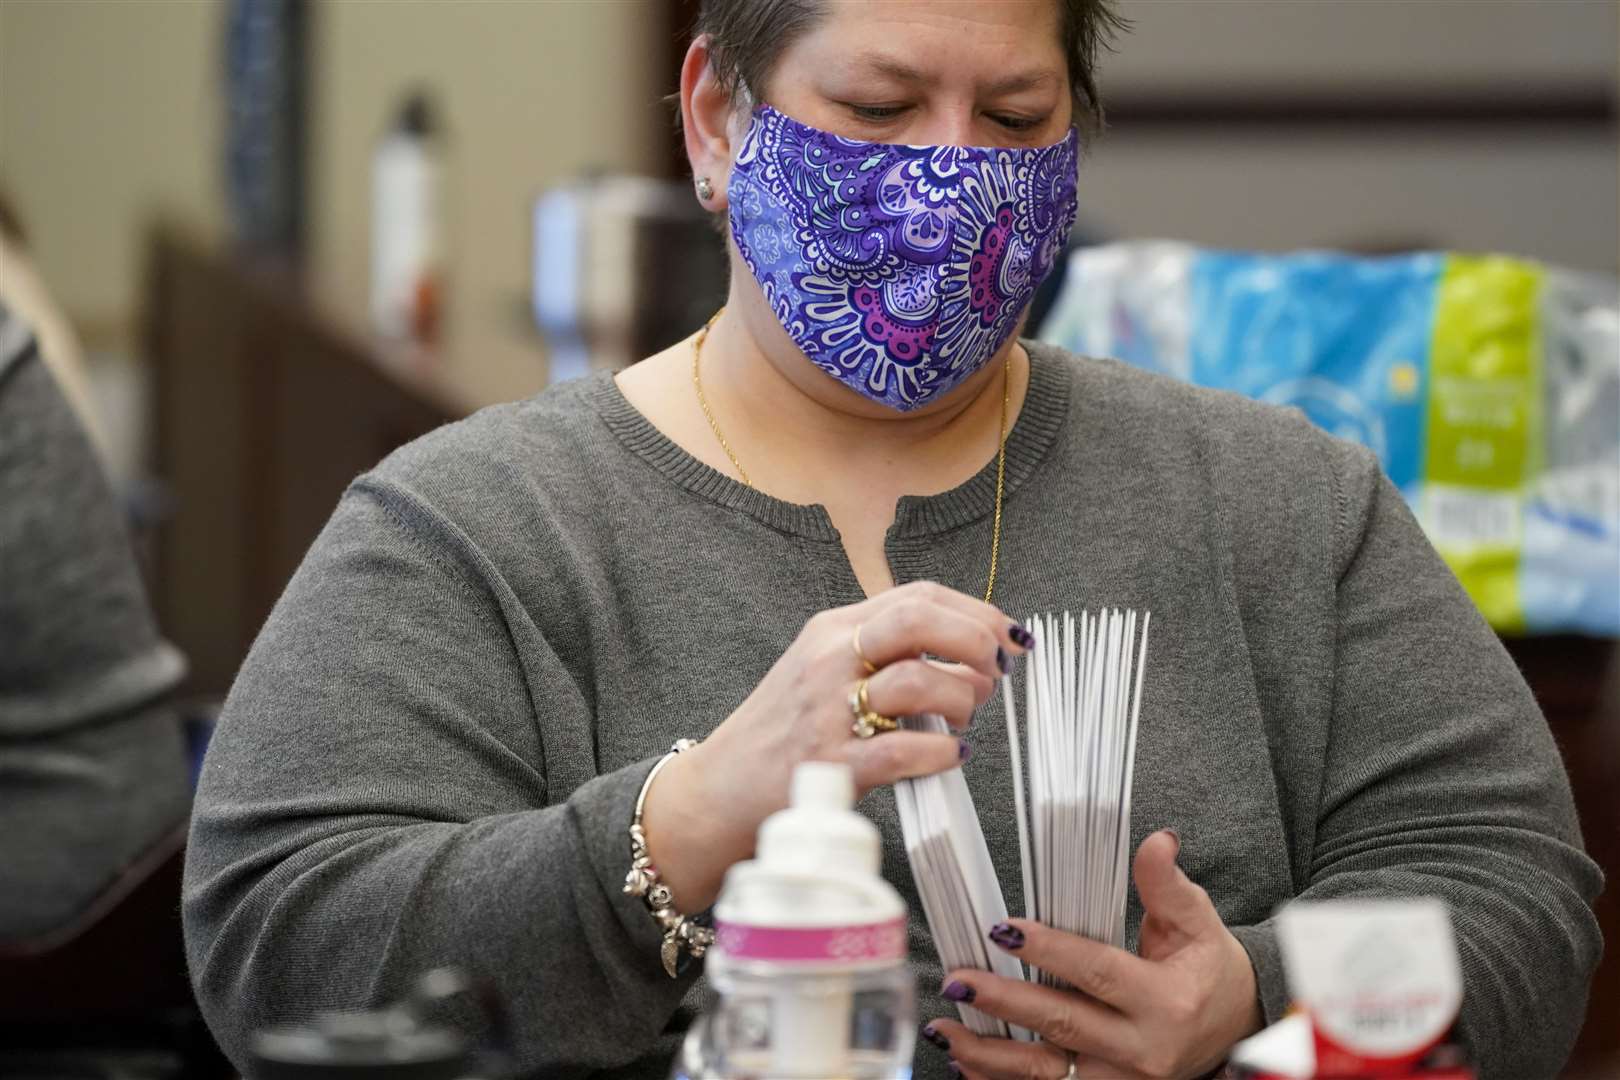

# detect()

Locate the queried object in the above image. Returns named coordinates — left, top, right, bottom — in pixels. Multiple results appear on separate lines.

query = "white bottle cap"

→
left=757, top=762, right=880, bottom=878
left=715, top=762, right=902, bottom=934
left=789, top=760, right=854, bottom=812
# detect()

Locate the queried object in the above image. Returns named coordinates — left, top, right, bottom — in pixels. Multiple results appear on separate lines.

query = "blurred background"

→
left=0, top=1, right=1615, bottom=1077
left=2, top=0, right=1615, bottom=419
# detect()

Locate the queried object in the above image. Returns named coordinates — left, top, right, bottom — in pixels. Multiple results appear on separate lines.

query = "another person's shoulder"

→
left=0, top=304, right=46, bottom=401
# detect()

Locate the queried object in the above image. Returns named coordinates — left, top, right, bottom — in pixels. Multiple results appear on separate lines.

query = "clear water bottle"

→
left=671, top=762, right=915, bottom=1080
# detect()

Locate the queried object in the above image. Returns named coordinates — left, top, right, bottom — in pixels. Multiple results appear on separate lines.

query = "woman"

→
left=183, top=2, right=1602, bottom=1078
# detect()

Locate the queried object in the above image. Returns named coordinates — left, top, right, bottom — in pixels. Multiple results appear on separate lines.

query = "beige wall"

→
left=1082, top=0, right=1620, bottom=274
left=309, top=0, right=665, bottom=407
left=0, top=0, right=226, bottom=343
left=0, top=0, right=664, bottom=408
left=1079, top=127, right=1619, bottom=272
left=2, top=0, right=1613, bottom=402
left=1105, top=0, right=1617, bottom=94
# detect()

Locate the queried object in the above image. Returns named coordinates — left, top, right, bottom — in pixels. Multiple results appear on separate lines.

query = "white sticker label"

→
left=1276, top=898, right=1462, bottom=1059
left=1423, top=486, right=1522, bottom=551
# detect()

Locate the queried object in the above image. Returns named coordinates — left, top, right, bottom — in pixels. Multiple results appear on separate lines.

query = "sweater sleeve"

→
left=1228, top=442, right=1604, bottom=1080
left=182, top=479, right=699, bottom=1077
left=0, top=322, right=190, bottom=941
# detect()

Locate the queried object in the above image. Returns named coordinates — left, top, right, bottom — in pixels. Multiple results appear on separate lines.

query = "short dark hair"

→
left=693, top=0, right=1127, bottom=135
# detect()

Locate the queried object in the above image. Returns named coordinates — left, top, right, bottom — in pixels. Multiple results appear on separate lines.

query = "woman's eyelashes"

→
left=839, top=102, right=1050, bottom=139
left=844, top=102, right=909, bottom=123
left=989, top=112, right=1044, bottom=132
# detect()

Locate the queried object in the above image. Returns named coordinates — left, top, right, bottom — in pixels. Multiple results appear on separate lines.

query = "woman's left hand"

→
left=925, top=830, right=1264, bottom=1080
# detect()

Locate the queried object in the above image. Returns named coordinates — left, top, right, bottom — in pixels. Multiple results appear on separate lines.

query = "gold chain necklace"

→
left=691, top=309, right=1011, bottom=605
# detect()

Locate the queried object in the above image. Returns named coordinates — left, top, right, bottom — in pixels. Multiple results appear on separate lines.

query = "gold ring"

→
left=851, top=623, right=878, bottom=674
left=848, top=677, right=898, bottom=739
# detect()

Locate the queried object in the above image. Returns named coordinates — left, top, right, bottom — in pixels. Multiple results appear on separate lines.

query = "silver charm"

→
left=629, top=738, right=708, bottom=978
left=624, top=865, right=653, bottom=896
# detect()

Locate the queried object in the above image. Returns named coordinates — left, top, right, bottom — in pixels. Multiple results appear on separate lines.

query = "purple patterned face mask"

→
left=728, top=104, right=1080, bottom=411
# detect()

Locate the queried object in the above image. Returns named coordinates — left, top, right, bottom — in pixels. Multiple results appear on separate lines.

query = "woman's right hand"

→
left=641, top=580, right=1033, bottom=913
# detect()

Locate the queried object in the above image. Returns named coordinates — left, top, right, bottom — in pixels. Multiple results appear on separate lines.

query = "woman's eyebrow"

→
left=983, top=69, right=1063, bottom=96
left=848, top=50, right=938, bottom=87
left=845, top=51, right=1061, bottom=97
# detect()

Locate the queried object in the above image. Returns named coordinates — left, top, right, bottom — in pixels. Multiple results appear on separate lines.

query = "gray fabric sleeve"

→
left=0, top=326, right=186, bottom=735
left=0, top=324, right=189, bottom=941
left=0, top=699, right=190, bottom=940
left=182, top=485, right=699, bottom=1076
left=1230, top=443, right=1603, bottom=1080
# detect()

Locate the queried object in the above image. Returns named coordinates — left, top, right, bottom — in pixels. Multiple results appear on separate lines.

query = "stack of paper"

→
left=1014, top=610, right=1150, bottom=963
left=896, top=609, right=1150, bottom=1029
left=894, top=712, right=1031, bottom=1038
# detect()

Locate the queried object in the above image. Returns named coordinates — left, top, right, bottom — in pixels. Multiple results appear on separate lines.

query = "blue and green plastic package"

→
left=1038, top=242, right=1619, bottom=636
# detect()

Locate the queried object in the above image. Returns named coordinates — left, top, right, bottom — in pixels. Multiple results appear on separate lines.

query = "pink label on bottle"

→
left=714, top=918, right=906, bottom=964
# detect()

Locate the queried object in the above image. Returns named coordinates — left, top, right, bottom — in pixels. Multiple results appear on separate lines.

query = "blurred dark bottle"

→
left=223, top=0, right=308, bottom=260
left=250, top=969, right=511, bottom=1080
left=371, top=91, right=445, bottom=347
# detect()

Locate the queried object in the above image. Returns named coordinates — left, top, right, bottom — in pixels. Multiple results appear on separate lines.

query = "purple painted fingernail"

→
left=921, top=1023, right=950, bottom=1051
left=1009, top=624, right=1035, bottom=649
left=947, top=1063, right=963, bottom=1078
left=989, top=921, right=1025, bottom=950
left=996, top=646, right=1011, bottom=674
left=942, top=979, right=976, bottom=1004
left=958, top=740, right=973, bottom=763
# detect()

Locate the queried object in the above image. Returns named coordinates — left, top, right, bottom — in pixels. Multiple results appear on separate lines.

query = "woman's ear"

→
left=680, top=35, right=738, bottom=213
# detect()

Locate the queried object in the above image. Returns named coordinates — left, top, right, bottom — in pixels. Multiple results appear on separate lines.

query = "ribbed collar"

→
left=591, top=341, right=1071, bottom=541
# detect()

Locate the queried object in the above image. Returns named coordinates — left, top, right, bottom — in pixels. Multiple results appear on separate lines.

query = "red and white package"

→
left=1230, top=898, right=1474, bottom=1080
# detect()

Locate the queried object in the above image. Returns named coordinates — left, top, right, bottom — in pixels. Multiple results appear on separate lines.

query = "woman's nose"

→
left=906, top=101, right=983, bottom=148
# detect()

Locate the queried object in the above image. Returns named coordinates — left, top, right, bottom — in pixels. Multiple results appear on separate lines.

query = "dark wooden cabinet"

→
left=1504, top=635, right=1620, bottom=1077
left=144, top=226, right=462, bottom=697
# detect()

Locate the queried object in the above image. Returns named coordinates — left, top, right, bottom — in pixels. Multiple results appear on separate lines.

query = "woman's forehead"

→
left=781, top=0, right=1067, bottom=88
left=834, top=47, right=1066, bottom=97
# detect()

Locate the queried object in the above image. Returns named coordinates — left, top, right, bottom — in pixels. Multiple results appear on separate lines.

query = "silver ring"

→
left=1064, top=1054, right=1079, bottom=1080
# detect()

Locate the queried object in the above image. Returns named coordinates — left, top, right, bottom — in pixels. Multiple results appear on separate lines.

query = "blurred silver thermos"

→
left=371, top=91, right=444, bottom=346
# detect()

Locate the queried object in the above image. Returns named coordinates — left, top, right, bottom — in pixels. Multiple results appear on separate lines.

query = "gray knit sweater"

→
left=184, top=343, right=1602, bottom=1079
left=1, top=312, right=189, bottom=941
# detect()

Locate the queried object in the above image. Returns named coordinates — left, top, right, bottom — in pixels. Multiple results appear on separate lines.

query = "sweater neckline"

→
left=591, top=341, right=1071, bottom=542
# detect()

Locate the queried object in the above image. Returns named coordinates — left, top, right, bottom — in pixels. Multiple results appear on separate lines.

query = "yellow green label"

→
left=1424, top=255, right=1543, bottom=632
